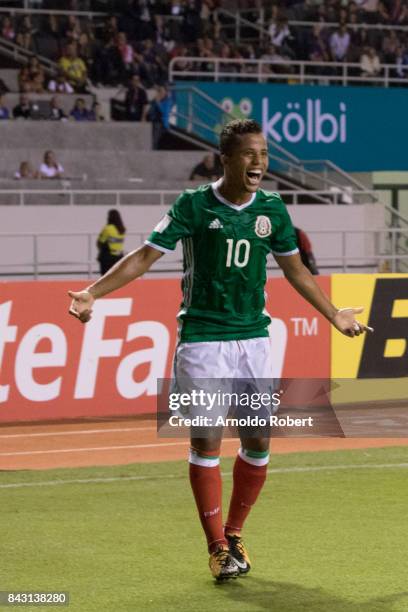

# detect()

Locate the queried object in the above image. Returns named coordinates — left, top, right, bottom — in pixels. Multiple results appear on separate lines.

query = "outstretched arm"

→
left=68, top=244, right=163, bottom=323
left=274, top=253, right=373, bottom=337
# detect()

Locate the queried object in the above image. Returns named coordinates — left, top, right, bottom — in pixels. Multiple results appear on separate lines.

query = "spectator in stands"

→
left=306, top=24, right=330, bottom=62
left=360, top=46, right=382, bottom=77
left=124, top=74, right=149, bottom=121
left=329, top=23, right=351, bottom=61
left=153, top=14, right=176, bottom=52
left=217, top=42, right=238, bottom=76
left=63, top=14, right=82, bottom=44
left=13, top=94, right=33, bottom=119
left=326, top=0, right=341, bottom=23
left=382, top=30, right=400, bottom=63
left=69, top=97, right=91, bottom=121
left=39, top=150, right=64, bottom=179
left=268, top=15, right=293, bottom=58
left=260, top=44, right=292, bottom=79
left=78, top=31, right=95, bottom=68
left=103, top=15, right=119, bottom=44
left=30, top=72, right=46, bottom=94
left=0, top=95, right=9, bottom=120
left=358, top=0, right=381, bottom=24
left=14, top=161, right=39, bottom=180
left=189, top=153, right=220, bottom=181
left=59, top=42, right=88, bottom=92
left=115, top=31, right=134, bottom=79
left=28, top=57, right=45, bottom=89
left=16, top=15, right=34, bottom=50
left=139, top=39, right=168, bottom=87
left=96, top=209, right=126, bottom=275
left=47, top=96, right=67, bottom=120
left=181, top=0, right=203, bottom=43
left=47, top=70, right=74, bottom=94
left=1, top=16, right=15, bottom=41
left=196, top=35, right=217, bottom=61
left=395, top=44, right=408, bottom=77
left=149, top=84, right=173, bottom=148
left=347, top=14, right=371, bottom=61
left=169, top=44, right=194, bottom=76
left=18, top=66, right=32, bottom=92
left=294, top=227, right=319, bottom=275
left=44, top=13, right=60, bottom=42
left=376, top=1, right=390, bottom=23
left=391, top=0, right=408, bottom=25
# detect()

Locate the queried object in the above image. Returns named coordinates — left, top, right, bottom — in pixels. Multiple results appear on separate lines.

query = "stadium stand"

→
left=0, top=1, right=407, bottom=277
left=0, top=1, right=407, bottom=92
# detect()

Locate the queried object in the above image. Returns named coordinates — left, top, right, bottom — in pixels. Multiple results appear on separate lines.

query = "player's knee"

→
left=241, top=437, right=270, bottom=454
left=191, top=435, right=222, bottom=455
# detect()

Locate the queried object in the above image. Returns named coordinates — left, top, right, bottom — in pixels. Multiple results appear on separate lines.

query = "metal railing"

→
left=0, top=188, right=380, bottom=206
left=0, top=7, right=107, bottom=17
left=1, top=228, right=407, bottom=279
left=216, top=7, right=408, bottom=44
left=0, top=0, right=107, bottom=15
left=0, top=188, right=181, bottom=206
left=384, top=204, right=408, bottom=273
left=170, top=85, right=377, bottom=203
left=169, top=57, right=408, bottom=87
left=0, top=35, right=57, bottom=74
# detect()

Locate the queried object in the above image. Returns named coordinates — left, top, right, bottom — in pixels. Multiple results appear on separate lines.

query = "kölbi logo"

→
left=262, top=98, right=347, bottom=144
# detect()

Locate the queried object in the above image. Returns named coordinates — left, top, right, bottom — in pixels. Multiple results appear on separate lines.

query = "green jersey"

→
left=146, top=182, right=298, bottom=342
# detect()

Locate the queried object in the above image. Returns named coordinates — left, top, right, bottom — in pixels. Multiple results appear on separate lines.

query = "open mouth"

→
left=246, top=170, right=263, bottom=185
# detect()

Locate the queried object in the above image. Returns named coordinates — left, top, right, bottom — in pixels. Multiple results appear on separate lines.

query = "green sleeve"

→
left=270, top=198, right=299, bottom=256
left=145, top=192, right=194, bottom=253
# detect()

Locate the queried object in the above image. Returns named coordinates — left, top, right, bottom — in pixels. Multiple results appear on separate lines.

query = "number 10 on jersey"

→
left=225, top=239, right=250, bottom=268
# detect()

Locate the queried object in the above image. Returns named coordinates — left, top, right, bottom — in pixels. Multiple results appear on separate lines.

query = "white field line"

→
left=0, top=441, right=192, bottom=456
left=0, top=462, right=407, bottom=490
left=0, top=438, right=238, bottom=457
left=0, top=426, right=156, bottom=439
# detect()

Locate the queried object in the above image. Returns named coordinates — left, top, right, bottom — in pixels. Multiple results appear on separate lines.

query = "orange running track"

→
left=0, top=418, right=407, bottom=470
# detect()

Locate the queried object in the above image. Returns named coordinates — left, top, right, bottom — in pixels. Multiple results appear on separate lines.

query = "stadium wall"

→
left=0, top=203, right=385, bottom=277
left=0, top=274, right=407, bottom=423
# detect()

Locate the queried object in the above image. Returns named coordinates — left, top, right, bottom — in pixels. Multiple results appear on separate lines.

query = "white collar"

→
left=211, top=179, right=256, bottom=211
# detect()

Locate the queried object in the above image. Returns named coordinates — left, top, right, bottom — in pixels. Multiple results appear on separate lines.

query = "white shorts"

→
left=174, top=337, right=273, bottom=379
left=171, top=337, right=278, bottom=421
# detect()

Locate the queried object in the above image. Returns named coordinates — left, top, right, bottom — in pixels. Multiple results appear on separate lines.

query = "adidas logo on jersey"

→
left=209, top=218, right=223, bottom=229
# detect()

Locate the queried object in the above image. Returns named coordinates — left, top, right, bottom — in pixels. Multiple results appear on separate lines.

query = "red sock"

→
left=225, top=449, right=269, bottom=535
left=189, top=448, right=227, bottom=553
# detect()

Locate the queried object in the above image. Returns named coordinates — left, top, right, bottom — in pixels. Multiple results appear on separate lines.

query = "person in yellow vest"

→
left=97, top=209, right=126, bottom=275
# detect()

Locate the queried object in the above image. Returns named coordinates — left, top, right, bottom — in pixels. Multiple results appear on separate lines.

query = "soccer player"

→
left=68, top=119, right=371, bottom=581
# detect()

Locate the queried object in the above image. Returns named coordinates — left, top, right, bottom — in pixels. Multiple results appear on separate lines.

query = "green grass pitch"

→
left=1, top=446, right=408, bottom=612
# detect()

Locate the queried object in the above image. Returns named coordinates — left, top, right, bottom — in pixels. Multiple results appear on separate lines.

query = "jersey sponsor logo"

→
left=209, top=218, right=223, bottom=229
left=255, top=216, right=272, bottom=238
left=154, top=214, right=172, bottom=233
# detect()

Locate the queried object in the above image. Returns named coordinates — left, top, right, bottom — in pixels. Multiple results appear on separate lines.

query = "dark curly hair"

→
left=219, top=119, right=263, bottom=155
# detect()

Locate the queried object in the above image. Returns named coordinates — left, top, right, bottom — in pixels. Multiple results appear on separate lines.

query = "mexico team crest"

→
left=255, top=216, right=272, bottom=238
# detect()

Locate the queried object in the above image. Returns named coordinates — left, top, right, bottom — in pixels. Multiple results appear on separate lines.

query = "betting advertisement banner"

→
left=0, top=277, right=330, bottom=422
left=331, top=274, right=408, bottom=406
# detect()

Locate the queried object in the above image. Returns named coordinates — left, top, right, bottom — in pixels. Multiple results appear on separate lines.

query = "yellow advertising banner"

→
left=331, top=273, right=408, bottom=405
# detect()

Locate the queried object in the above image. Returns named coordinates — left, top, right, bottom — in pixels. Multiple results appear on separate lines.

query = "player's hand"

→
left=331, top=307, right=374, bottom=337
left=68, top=290, right=94, bottom=324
